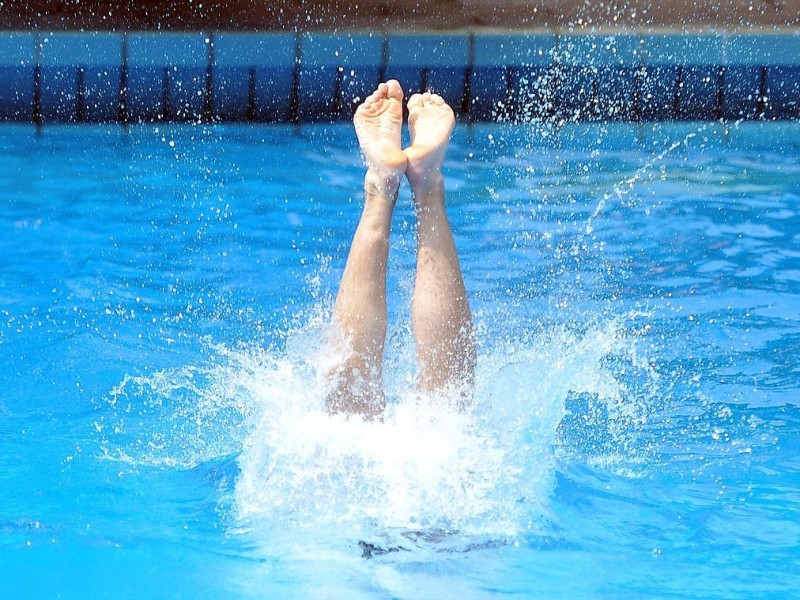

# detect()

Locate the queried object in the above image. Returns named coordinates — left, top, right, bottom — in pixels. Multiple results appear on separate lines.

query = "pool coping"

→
left=2, top=0, right=798, bottom=31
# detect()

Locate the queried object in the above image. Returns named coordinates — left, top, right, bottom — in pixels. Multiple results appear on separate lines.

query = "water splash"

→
left=95, top=308, right=657, bottom=547
left=585, top=126, right=706, bottom=234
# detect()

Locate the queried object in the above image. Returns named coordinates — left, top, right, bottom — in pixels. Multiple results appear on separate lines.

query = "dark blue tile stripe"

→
left=119, top=34, right=128, bottom=123
left=0, top=32, right=798, bottom=123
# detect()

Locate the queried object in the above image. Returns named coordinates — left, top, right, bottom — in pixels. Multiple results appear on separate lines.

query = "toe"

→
left=431, top=94, right=444, bottom=105
left=407, top=93, right=423, bottom=110
left=385, top=79, right=404, bottom=102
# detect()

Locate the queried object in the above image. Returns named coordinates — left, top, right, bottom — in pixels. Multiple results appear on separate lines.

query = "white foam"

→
left=97, top=315, right=651, bottom=545
left=231, top=321, right=636, bottom=541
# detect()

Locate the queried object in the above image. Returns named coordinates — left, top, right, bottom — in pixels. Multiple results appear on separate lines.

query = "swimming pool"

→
left=2, top=121, right=799, bottom=597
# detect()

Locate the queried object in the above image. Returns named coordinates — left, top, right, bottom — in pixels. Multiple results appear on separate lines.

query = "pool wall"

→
left=0, top=31, right=798, bottom=123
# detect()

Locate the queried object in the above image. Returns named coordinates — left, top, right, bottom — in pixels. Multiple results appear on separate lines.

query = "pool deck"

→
left=1, top=0, right=798, bottom=31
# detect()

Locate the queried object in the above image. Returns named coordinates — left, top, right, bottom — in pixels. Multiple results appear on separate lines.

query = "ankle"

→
left=409, top=171, right=444, bottom=206
left=365, top=168, right=402, bottom=200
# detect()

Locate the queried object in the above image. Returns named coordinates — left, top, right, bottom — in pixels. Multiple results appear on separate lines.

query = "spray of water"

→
left=90, top=104, right=691, bottom=553
left=585, top=127, right=706, bottom=234
left=95, top=298, right=658, bottom=552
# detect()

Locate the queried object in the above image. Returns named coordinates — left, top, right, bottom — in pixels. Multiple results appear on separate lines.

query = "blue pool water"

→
left=1, top=121, right=799, bottom=598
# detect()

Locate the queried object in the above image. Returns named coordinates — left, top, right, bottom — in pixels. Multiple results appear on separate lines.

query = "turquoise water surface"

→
left=1, top=122, right=799, bottom=598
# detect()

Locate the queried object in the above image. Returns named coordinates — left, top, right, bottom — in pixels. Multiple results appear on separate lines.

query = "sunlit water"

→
left=1, top=122, right=799, bottom=598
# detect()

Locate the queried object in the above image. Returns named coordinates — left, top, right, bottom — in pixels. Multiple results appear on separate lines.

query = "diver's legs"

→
left=327, top=80, right=407, bottom=418
left=405, top=93, right=476, bottom=397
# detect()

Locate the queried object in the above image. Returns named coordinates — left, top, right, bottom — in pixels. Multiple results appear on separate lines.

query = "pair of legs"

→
left=326, top=80, right=476, bottom=419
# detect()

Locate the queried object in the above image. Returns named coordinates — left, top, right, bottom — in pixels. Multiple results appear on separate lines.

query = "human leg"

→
left=326, top=80, right=407, bottom=418
left=405, top=93, right=476, bottom=397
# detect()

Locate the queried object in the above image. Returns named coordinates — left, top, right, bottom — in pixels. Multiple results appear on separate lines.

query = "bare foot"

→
left=404, top=92, right=455, bottom=199
left=353, top=80, right=408, bottom=197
